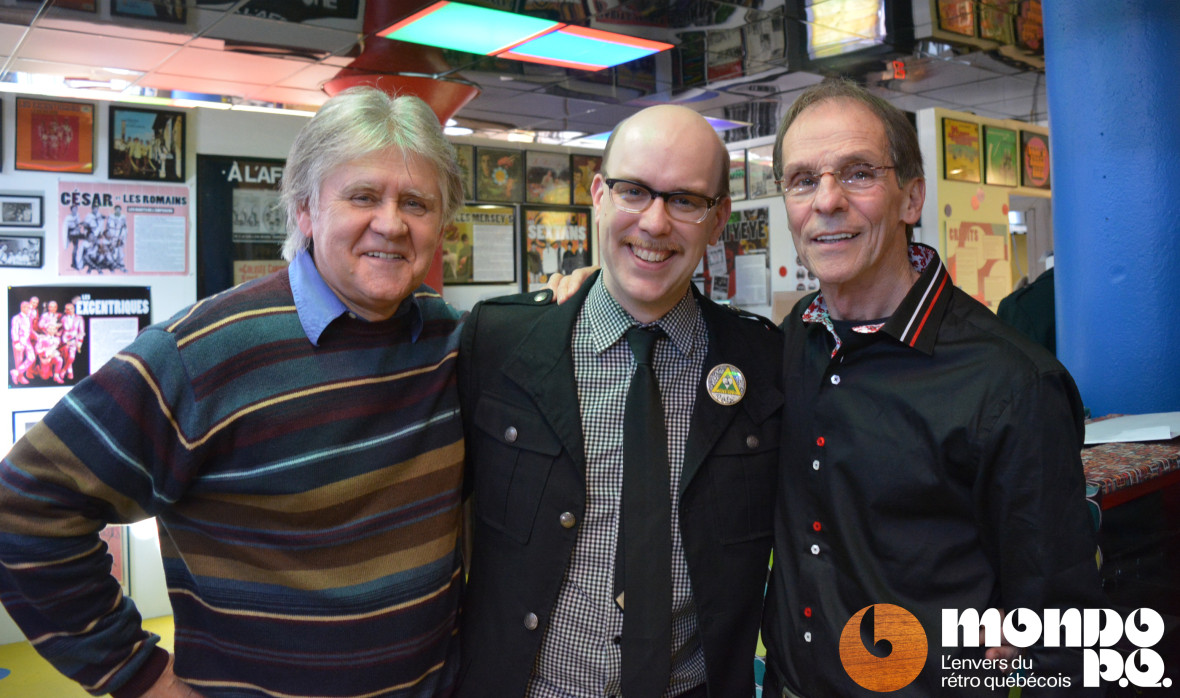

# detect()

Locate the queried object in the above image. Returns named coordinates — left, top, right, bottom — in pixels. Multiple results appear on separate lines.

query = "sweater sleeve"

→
left=0, top=325, right=197, bottom=696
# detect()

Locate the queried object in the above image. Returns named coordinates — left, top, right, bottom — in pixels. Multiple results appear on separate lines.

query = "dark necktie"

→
left=616, top=325, right=672, bottom=698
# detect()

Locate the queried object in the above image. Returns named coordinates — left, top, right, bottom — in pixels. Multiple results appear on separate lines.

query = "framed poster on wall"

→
left=943, top=118, right=981, bottom=183
left=937, top=0, right=976, bottom=37
left=696, top=206, right=771, bottom=306
left=526, top=151, right=572, bottom=204
left=522, top=206, right=591, bottom=290
left=454, top=144, right=475, bottom=201
left=571, top=154, right=602, bottom=205
left=11, top=409, right=50, bottom=443
left=15, top=98, right=95, bottom=174
left=0, top=193, right=43, bottom=227
left=58, top=182, right=190, bottom=276
left=196, top=155, right=288, bottom=299
left=728, top=149, right=747, bottom=201
left=476, top=147, right=524, bottom=203
left=746, top=144, right=778, bottom=199
left=112, top=0, right=185, bottom=22
left=0, top=234, right=43, bottom=268
left=7, top=285, right=151, bottom=389
left=109, top=106, right=186, bottom=182
left=443, top=204, right=516, bottom=285
left=1021, top=130, right=1051, bottom=189
left=983, top=126, right=1018, bottom=187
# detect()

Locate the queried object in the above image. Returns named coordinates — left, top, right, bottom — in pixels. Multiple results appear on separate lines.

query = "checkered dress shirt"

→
left=526, top=276, right=708, bottom=698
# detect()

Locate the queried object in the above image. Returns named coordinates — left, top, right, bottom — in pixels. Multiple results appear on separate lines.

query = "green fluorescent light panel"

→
left=383, top=2, right=559, bottom=55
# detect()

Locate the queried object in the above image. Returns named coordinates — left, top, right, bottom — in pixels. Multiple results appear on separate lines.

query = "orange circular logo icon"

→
left=839, top=604, right=928, bottom=692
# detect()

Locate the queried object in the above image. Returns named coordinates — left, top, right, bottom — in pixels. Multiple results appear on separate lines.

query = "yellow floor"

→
left=0, top=615, right=174, bottom=697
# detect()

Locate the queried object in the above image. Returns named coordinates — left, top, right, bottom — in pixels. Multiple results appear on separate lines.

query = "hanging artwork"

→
left=943, top=118, right=982, bottom=183
left=476, top=148, right=524, bottom=203
left=16, top=98, right=95, bottom=174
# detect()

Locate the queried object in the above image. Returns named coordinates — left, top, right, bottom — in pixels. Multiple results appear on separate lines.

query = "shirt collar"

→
left=584, top=275, right=702, bottom=358
left=802, top=243, right=952, bottom=356
left=288, top=250, right=424, bottom=346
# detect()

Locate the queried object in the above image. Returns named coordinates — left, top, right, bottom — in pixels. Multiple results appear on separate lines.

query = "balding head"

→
left=590, top=104, right=733, bottom=323
left=603, top=105, right=730, bottom=199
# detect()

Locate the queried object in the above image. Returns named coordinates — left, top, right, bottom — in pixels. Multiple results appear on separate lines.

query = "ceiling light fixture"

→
left=381, top=1, right=673, bottom=71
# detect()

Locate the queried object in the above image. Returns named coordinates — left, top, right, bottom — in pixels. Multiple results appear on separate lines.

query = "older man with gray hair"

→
left=0, top=87, right=467, bottom=698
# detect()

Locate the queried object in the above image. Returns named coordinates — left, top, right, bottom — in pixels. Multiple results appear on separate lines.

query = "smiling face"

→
left=780, top=98, right=924, bottom=319
left=297, top=148, right=444, bottom=321
left=592, top=106, right=730, bottom=323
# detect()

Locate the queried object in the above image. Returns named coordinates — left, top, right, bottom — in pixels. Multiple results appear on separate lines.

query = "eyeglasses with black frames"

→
left=776, top=163, right=896, bottom=199
left=603, top=177, right=720, bottom=224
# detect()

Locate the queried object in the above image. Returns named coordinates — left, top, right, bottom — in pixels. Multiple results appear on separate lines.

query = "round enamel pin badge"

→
left=706, top=363, right=746, bottom=405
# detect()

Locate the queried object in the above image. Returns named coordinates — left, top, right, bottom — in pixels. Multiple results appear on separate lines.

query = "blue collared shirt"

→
left=287, top=250, right=423, bottom=345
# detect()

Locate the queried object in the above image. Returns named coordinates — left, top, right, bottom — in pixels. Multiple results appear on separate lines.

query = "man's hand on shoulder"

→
left=545, top=266, right=599, bottom=304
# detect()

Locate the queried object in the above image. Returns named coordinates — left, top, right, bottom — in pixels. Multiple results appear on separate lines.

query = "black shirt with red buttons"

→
left=762, top=244, right=1105, bottom=697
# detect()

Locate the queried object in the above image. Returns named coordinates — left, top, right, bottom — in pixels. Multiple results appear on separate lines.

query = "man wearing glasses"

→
left=456, top=105, right=782, bottom=698
left=761, top=79, right=1105, bottom=696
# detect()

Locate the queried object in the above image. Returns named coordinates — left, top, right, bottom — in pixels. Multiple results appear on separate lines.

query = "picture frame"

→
left=109, top=106, right=186, bottom=182
left=11, top=409, right=49, bottom=442
left=16, top=98, right=95, bottom=174
left=728, top=149, right=747, bottom=201
left=54, top=0, right=98, bottom=10
left=937, top=0, right=976, bottom=37
left=454, top=144, right=475, bottom=201
left=475, top=147, right=524, bottom=203
left=196, top=155, right=287, bottom=299
left=112, top=0, right=186, bottom=23
left=525, top=151, right=572, bottom=205
left=442, top=204, right=517, bottom=285
left=746, top=144, right=778, bottom=199
left=0, top=234, right=44, bottom=268
left=522, top=205, right=592, bottom=290
left=943, top=117, right=981, bottom=183
left=571, top=154, right=602, bottom=205
left=1021, top=130, right=1051, bottom=189
left=0, top=193, right=44, bottom=227
left=983, top=126, right=1018, bottom=187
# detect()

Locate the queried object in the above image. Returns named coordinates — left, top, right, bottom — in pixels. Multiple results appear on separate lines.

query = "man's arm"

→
left=978, top=367, right=1106, bottom=694
left=0, top=327, right=197, bottom=697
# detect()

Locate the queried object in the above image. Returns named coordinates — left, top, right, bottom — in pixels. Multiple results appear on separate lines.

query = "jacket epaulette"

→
left=722, top=304, right=779, bottom=331
left=481, top=289, right=555, bottom=306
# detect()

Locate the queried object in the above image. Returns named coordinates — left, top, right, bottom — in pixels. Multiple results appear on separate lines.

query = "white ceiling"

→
left=0, top=0, right=1049, bottom=140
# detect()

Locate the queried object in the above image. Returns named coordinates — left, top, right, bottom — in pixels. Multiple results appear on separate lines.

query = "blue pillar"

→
left=1044, top=0, right=1180, bottom=416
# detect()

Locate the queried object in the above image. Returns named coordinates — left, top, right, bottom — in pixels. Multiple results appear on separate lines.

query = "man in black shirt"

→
left=761, top=79, right=1105, bottom=696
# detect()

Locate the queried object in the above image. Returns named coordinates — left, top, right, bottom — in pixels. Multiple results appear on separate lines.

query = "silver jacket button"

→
left=504, top=426, right=518, bottom=443
left=559, top=512, right=576, bottom=528
left=524, top=612, right=539, bottom=630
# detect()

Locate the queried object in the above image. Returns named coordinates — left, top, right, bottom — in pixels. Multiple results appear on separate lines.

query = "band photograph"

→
left=0, top=235, right=43, bottom=269
left=0, top=193, right=44, bottom=227
left=15, top=98, right=95, bottom=174
left=109, top=107, right=186, bottom=182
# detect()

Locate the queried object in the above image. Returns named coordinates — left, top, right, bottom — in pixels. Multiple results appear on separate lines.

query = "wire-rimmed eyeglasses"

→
left=604, top=177, right=721, bottom=224
left=776, top=163, right=896, bottom=199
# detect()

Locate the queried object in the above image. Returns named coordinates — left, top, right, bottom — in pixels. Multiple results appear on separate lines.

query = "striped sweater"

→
left=0, top=268, right=464, bottom=697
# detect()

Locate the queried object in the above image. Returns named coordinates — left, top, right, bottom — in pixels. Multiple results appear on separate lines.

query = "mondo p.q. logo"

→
left=840, top=604, right=928, bottom=692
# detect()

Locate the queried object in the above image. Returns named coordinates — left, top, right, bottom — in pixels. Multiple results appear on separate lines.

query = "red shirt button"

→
left=812, top=521, right=822, bottom=531
left=816, top=436, right=825, bottom=447
left=804, top=607, right=813, bottom=618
